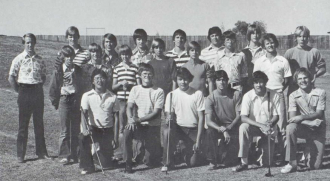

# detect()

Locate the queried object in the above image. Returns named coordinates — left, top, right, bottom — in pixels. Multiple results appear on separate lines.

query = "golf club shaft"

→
left=166, top=93, right=172, bottom=173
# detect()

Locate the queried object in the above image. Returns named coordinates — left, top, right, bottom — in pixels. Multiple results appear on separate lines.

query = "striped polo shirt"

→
left=165, top=48, right=190, bottom=68
left=199, top=45, right=224, bottom=67
left=113, top=62, right=140, bottom=100
left=73, top=45, right=90, bottom=66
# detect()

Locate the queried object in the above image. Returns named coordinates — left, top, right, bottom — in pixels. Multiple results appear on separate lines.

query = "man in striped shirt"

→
left=165, top=29, right=190, bottom=69
left=200, top=26, right=224, bottom=68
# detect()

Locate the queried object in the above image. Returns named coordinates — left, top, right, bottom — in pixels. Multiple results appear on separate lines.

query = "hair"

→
left=187, top=41, right=201, bottom=56
left=88, top=43, right=102, bottom=53
left=59, top=45, right=75, bottom=59
left=172, top=29, right=187, bottom=41
left=222, top=30, right=236, bottom=41
left=118, top=44, right=133, bottom=57
left=260, top=33, right=279, bottom=49
left=151, top=38, right=165, bottom=53
left=293, top=67, right=313, bottom=84
left=91, top=69, right=107, bottom=89
left=102, top=33, right=117, bottom=48
left=252, top=71, right=268, bottom=83
left=294, top=26, right=310, bottom=38
left=246, top=24, right=262, bottom=42
left=138, top=63, right=154, bottom=76
left=207, top=26, right=222, bottom=41
left=133, top=29, right=148, bottom=44
left=65, top=26, right=80, bottom=38
left=22, top=33, right=37, bottom=44
left=214, top=70, right=229, bottom=81
left=175, top=67, right=194, bottom=83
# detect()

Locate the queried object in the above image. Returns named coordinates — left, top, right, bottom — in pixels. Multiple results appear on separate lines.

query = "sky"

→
left=1, top=0, right=330, bottom=36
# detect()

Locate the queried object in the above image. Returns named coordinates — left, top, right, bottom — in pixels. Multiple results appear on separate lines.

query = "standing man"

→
left=131, top=29, right=152, bottom=66
left=199, top=26, right=224, bottom=68
left=281, top=68, right=326, bottom=173
left=205, top=70, right=242, bottom=169
left=166, top=29, right=190, bottom=69
left=8, top=33, right=51, bottom=163
left=233, top=71, right=280, bottom=172
left=284, top=26, right=326, bottom=95
left=213, top=31, right=248, bottom=92
left=102, top=33, right=120, bottom=68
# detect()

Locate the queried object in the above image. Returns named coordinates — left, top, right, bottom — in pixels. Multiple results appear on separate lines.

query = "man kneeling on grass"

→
left=162, top=67, right=205, bottom=172
left=79, top=69, right=119, bottom=175
left=124, top=63, right=164, bottom=173
left=281, top=68, right=326, bottom=173
left=233, top=71, right=280, bottom=172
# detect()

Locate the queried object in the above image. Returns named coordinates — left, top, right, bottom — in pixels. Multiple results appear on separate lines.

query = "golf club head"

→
left=265, top=172, right=273, bottom=177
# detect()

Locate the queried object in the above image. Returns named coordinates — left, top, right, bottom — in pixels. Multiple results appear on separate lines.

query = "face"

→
left=189, top=48, right=199, bottom=60
left=90, top=50, right=102, bottom=62
left=24, top=37, right=35, bottom=53
left=64, top=56, right=73, bottom=67
left=136, top=37, right=147, bottom=49
left=224, top=38, right=236, bottom=50
left=93, top=74, right=107, bottom=90
left=210, top=33, right=221, bottom=46
left=174, top=34, right=186, bottom=48
left=177, top=76, right=190, bottom=91
left=296, top=73, right=311, bottom=90
left=296, top=31, right=309, bottom=48
left=264, top=39, right=276, bottom=53
left=216, top=77, right=228, bottom=90
left=104, top=38, right=116, bottom=51
left=140, top=70, right=153, bottom=85
left=250, top=31, right=260, bottom=43
left=253, top=79, right=267, bottom=95
left=153, top=42, right=164, bottom=57
left=67, top=34, right=79, bottom=46
left=120, top=53, right=131, bottom=63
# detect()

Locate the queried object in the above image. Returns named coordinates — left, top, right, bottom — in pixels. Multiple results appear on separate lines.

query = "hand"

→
left=127, top=117, right=136, bottom=124
left=165, top=116, right=173, bottom=126
left=288, top=115, right=304, bottom=124
left=311, top=74, right=316, bottom=84
left=306, top=119, right=323, bottom=128
left=260, top=124, right=271, bottom=134
left=112, top=140, right=118, bottom=150
left=223, top=131, right=231, bottom=144
left=125, top=123, right=136, bottom=131
left=82, top=129, right=90, bottom=136
left=121, top=80, right=128, bottom=89
left=193, top=142, right=200, bottom=152
left=217, top=126, right=227, bottom=133
left=226, top=124, right=233, bottom=131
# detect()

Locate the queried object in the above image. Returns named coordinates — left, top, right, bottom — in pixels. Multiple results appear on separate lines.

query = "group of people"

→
left=8, top=24, right=327, bottom=176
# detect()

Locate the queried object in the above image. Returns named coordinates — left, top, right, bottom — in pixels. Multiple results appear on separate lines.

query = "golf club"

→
left=80, top=107, right=105, bottom=175
left=265, top=91, right=273, bottom=177
left=165, top=92, right=172, bottom=174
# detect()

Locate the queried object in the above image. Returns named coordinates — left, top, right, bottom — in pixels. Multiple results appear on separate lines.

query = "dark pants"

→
left=58, top=94, right=81, bottom=160
left=17, top=86, right=47, bottom=158
left=285, top=122, right=326, bottom=169
left=206, top=127, right=239, bottom=166
left=114, top=99, right=127, bottom=160
left=162, top=123, right=203, bottom=167
left=79, top=126, right=115, bottom=170
left=124, top=125, right=161, bottom=166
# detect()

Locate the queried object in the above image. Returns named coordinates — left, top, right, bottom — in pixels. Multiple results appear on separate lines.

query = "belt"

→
left=19, top=83, right=42, bottom=88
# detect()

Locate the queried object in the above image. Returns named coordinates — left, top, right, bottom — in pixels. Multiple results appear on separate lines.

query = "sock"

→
left=241, top=158, right=248, bottom=165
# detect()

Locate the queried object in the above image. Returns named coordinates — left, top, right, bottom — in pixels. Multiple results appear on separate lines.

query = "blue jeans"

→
left=58, top=94, right=81, bottom=160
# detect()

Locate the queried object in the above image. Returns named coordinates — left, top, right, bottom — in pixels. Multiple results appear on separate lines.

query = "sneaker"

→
left=38, top=155, right=53, bottom=160
left=59, top=158, right=69, bottom=164
left=208, top=163, right=219, bottom=170
left=17, top=157, right=24, bottom=163
left=161, top=166, right=168, bottom=172
left=232, top=164, right=248, bottom=172
left=281, top=164, right=297, bottom=174
left=81, top=169, right=94, bottom=175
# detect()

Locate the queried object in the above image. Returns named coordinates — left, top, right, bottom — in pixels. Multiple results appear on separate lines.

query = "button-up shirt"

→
left=102, top=50, right=120, bottom=68
left=199, top=45, right=225, bottom=67
left=9, top=51, right=46, bottom=84
left=241, top=89, right=280, bottom=124
left=254, top=55, right=292, bottom=91
left=61, top=64, right=76, bottom=95
left=131, top=47, right=152, bottom=66
left=213, top=50, right=248, bottom=84
left=165, top=48, right=190, bottom=68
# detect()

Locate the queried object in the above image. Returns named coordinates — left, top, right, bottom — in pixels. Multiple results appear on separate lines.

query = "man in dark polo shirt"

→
left=8, top=33, right=51, bottom=163
left=205, top=70, right=242, bottom=169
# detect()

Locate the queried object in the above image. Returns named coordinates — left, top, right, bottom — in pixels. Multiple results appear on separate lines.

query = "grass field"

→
left=1, top=36, right=330, bottom=180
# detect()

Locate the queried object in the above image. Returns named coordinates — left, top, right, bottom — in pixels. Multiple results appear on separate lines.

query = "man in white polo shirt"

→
left=254, top=33, right=292, bottom=164
left=162, top=67, right=205, bottom=172
left=200, top=26, right=224, bottom=67
left=79, top=69, right=119, bottom=175
left=233, top=71, right=280, bottom=172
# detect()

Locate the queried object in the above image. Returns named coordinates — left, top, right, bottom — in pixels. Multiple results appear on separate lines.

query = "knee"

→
left=239, top=123, right=250, bottom=134
left=286, top=123, right=298, bottom=135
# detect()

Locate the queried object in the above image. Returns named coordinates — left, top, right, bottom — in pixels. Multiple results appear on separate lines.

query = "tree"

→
left=232, top=21, right=249, bottom=35
left=252, top=20, right=267, bottom=34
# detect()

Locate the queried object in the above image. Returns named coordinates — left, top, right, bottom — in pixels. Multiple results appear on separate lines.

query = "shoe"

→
left=17, top=157, right=24, bottom=163
left=59, top=158, right=69, bottom=164
left=281, top=164, right=297, bottom=174
left=208, top=163, right=219, bottom=170
left=125, top=164, right=133, bottom=173
left=81, top=169, right=94, bottom=175
left=232, top=164, right=248, bottom=172
left=161, top=166, right=168, bottom=172
left=38, top=155, right=53, bottom=160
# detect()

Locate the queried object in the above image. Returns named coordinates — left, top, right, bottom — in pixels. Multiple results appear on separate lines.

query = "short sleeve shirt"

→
left=128, top=85, right=165, bottom=126
left=165, top=49, right=190, bottom=68
left=213, top=50, right=248, bottom=84
left=253, top=55, right=292, bottom=91
left=113, top=62, right=140, bottom=99
left=241, top=89, right=280, bottom=124
left=205, top=89, right=242, bottom=125
left=131, top=47, right=152, bottom=66
left=199, top=45, right=225, bottom=67
left=288, top=88, right=326, bottom=115
left=165, top=88, right=205, bottom=128
left=9, top=51, right=46, bottom=84
left=81, top=89, right=119, bottom=128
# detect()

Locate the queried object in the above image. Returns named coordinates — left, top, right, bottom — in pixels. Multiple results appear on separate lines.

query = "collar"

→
left=23, top=50, right=40, bottom=59
left=244, top=45, right=263, bottom=51
left=90, top=89, right=114, bottom=96
left=207, top=44, right=224, bottom=51
left=293, top=88, right=319, bottom=98
left=118, top=62, right=137, bottom=68
left=102, top=49, right=118, bottom=58
left=250, top=89, right=267, bottom=101
left=132, top=46, right=149, bottom=55
left=218, top=49, right=237, bottom=59
left=62, top=64, right=74, bottom=72
left=169, top=48, right=187, bottom=57
left=259, top=54, right=284, bottom=63
left=187, top=59, right=203, bottom=65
